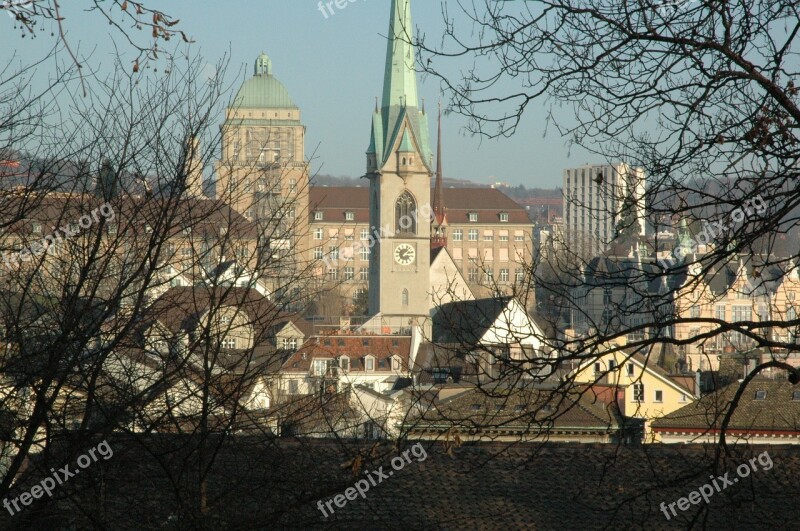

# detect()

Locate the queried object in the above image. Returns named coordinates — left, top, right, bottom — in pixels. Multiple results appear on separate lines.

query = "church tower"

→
left=367, top=0, right=433, bottom=332
left=431, top=104, right=448, bottom=249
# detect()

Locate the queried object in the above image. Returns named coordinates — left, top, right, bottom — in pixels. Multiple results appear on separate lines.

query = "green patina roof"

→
left=368, top=0, right=432, bottom=169
left=382, top=0, right=418, bottom=113
left=232, top=53, right=298, bottom=110
left=399, top=129, right=414, bottom=152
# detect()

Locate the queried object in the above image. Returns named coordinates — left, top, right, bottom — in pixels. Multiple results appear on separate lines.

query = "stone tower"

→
left=366, top=0, right=433, bottom=332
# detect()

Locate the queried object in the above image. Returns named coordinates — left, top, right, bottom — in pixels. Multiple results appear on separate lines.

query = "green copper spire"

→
left=369, top=0, right=432, bottom=171
left=382, top=0, right=418, bottom=110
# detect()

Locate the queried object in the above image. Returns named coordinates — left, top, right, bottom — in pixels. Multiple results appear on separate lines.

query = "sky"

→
left=0, top=0, right=599, bottom=188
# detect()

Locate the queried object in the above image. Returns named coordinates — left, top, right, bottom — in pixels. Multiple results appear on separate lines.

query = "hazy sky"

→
left=0, top=0, right=600, bottom=188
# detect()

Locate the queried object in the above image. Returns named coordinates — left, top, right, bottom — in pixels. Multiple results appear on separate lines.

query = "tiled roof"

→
left=309, top=186, right=371, bottom=223
left=652, top=379, right=800, bottom=433
left=406, top=385, right=625, bottom=432
left=308, top=186, right=530, bottom=224
left=438, top=187, right=530, bottom=224
left=20, top=436, right=800, bottom=529
left=145, top=286, right=284, bottom=343
left=1, top=193, right=257, bottom=239
left=281, top=335, right=412, bottom=373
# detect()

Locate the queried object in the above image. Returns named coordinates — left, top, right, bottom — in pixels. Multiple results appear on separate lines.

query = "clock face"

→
left=394, top=243, right=416, bottom=266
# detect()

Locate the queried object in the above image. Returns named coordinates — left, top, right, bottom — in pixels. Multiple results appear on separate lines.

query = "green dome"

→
left=232, top=53, right=298, bottom=109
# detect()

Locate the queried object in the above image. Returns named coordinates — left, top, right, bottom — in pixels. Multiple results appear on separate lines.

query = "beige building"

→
left=436, top=187, right=534, bottom=299
left=572, top=345, right=698, bottom=442
left=214, top=53, right=311, bottom=284
left=307, top=186, right=533, bottom=310
left=673, top=258, right=800, bottom=371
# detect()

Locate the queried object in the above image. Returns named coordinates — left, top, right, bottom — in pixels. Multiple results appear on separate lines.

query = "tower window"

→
left=395, top=191, right=417, bottom=235
left=402, top=289, right=409, bottom=307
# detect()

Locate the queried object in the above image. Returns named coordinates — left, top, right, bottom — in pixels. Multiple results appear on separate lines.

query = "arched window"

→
left=402, top=289, right=409, bottom=307
left=395, top=191, right=417, bottom=234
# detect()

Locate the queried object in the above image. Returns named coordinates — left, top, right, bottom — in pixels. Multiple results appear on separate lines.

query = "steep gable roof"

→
left=432, top=297, right=513, bottom=345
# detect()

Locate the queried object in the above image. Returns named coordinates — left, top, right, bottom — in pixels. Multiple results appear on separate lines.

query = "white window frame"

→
left=633, top=383, right=644, bottom=402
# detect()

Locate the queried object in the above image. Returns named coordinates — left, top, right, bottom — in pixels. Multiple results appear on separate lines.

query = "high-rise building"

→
left=563, top=163, right=645, bottom=257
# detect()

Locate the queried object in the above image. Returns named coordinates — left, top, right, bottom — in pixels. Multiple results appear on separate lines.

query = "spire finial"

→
left=431, top=100, right=447, bottom=248
left=382, top=0, right=419, bottom=110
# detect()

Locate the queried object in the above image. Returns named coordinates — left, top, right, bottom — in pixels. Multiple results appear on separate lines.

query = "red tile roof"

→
left=309, top=186, right=531, bottom=224
left=281, top=334, right=412, bottom=373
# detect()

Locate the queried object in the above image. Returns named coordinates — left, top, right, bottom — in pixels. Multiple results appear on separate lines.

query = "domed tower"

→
left=215, top=52, right=309, bottom=269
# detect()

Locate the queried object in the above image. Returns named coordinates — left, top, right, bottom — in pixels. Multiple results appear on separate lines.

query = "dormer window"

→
left=31, top=222, right=42, bottom=234
left=365, top=355, right=375, bottom=371
left=754, top=390, right=767, bottom=400
left=468, top=212, right=478, bottom=222
left=391, top=356, right=401, bottom=371
left=339, top=356, right=350, bottom=372
left=314, top=211, right=324, bottom=221
left=500, top=212, right=509, bottom=223
left=345, top=211, right=354, bottom=221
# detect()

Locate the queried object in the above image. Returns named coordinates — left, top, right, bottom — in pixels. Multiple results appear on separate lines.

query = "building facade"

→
left=563, top=163, right=646, bottom=258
